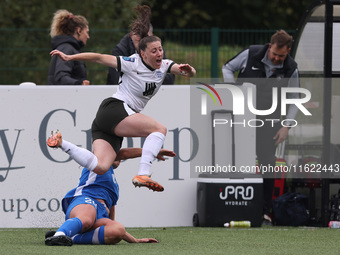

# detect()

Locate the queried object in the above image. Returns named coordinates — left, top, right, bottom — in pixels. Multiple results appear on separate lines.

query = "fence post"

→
left=211, top=27, right=219, bottom=78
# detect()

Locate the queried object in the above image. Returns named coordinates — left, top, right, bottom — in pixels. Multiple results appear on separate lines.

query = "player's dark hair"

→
left=271, top=29, right=293, bottom=49
left=129, top=5, right=151, bottom=39
left=139, top=36, right=161, bottom=53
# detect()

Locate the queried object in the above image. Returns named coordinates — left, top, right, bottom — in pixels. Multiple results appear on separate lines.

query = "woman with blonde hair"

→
left=48, top=9, right=90, bottom=85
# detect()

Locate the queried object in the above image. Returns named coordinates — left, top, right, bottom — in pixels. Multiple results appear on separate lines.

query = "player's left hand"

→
left=178, top=64, right=196, bottom=77
left=136, top=238, right=159, bottom=243
left=273, top=127, right=289, bottom=146
left=157, top=149, right=176, bottom=161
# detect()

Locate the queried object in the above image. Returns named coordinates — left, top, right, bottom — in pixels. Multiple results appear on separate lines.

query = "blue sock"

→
left=72, top=226, right=105, bottom=244
left=55, top=217, right=83, bottom=237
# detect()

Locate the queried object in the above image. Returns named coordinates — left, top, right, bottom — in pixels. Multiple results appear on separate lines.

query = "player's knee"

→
left=81, top=217, right=96, bottom=231
left=156, top=124, right=167, bottom=136
left=93, top=160, right=114, bottom=175
left=105, top=222, right=126, bottom=244
left=93, top=165, right=110, bottom=175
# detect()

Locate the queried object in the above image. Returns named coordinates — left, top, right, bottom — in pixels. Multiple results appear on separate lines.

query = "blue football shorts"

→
left=64, top=195, right=109, bottom=221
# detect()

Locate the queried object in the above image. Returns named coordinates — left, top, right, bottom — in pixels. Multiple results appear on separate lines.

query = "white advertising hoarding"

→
left=0, top=85, right=255, bottom=228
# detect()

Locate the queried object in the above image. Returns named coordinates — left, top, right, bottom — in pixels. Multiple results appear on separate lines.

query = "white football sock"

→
left=61, top=140, right=98, bottom=171
left=138, top=132, right=165, bottom=176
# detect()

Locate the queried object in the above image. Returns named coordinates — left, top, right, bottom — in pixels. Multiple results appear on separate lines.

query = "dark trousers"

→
left=256, top=121, right=281, bottom=216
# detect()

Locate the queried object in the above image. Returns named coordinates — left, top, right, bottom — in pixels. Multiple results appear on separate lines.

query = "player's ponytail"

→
left=129, top=5, right=151, bottom=40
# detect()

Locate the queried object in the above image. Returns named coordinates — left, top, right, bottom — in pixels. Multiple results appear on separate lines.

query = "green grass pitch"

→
left=0, top=226, right=339, bottom=255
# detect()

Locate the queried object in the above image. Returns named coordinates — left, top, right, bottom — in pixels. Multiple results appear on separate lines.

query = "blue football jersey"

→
left=62, top=166, right=119, bottom=214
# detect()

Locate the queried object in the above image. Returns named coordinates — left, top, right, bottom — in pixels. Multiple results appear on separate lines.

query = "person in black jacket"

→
left=222, top=30, right=300, bottom=226
left=107, top=6, right=175, bottom=85
left=48, top=9, right=90, bottom=85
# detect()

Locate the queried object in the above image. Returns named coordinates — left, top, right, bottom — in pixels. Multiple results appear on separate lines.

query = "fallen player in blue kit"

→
left=45, top=147, right=175, bottom=246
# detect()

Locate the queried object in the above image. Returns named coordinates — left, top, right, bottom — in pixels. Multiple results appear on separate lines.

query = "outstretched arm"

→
left=123, top=231, right=158, bottom=243
left=115, top=148, right=176, bottom=161
left=50, top=50, right=118, bottom=68
left=156, top=149, right=176, bottom=161
left=112, top=148, right=175, bottom=169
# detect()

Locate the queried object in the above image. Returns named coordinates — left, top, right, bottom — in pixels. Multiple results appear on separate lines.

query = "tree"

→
left=0, top=0, right=139, bottom=29
left=147, top=0, right=315, bottom=29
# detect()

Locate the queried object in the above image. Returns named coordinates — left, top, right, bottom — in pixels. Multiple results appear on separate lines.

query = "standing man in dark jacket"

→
left=48, top=9, right=90, bottom=85
left=222, top=30, right=299, bottom=226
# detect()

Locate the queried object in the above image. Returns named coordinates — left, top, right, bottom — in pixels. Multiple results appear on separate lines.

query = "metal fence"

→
left=0, top=28, right=294, bottom=85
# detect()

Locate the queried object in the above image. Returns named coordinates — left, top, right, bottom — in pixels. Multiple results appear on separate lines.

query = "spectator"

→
left=222, top=29, right=299, bottom=226
left=48, top=9, right=90, bottom=85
